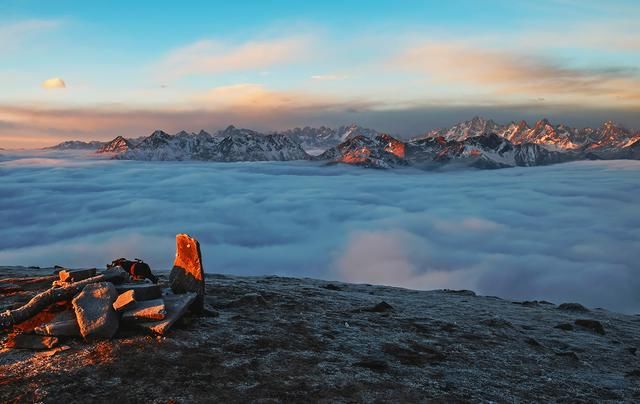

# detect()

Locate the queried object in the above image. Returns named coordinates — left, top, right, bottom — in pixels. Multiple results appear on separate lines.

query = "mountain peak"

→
left=150, top=130, right=170, bottom=137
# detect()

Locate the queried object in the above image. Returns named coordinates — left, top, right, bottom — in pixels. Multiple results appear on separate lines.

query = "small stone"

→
left=112, top=290, right=136, bottom=312
left=321, top=284, right=342, bottom=291
left=101, top=267, right=130, bottom=284
left=34, top=311, right=80, bottom=337
left=353, top=358, right=389, bottom=371
left=480, top=318, right=513, bottom=328
left=122, top=299, right=166, bottom=322
left=136, top=292, right=197, bottom=335
left=6, top=334, right=59, bottom=350
left=558, top=303, right=590, bottom=312
left=366, top=301, right=394, bottom=312
left=555, top=351, right=579, bottom=361
left=628, top=347, right=637, bottom=356
left=169, top=234, right=205, bottom=313
left=554, top=323, right=574, bottom=331
left=575, top=319, right=605, bottom=335
left=115, top=283, right=162, bottom=301
left=72, top=282, right=119, bottom=340
left=444, top=289, right=476, bottom=296
left=58, top=268, right=96, bottom=283
left=525, top=337, right=542, bottom=347
left=228, top=293, right=269, bottom=307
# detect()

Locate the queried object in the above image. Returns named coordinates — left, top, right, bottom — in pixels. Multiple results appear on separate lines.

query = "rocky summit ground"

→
left=1, top=266, right=639, bottom=403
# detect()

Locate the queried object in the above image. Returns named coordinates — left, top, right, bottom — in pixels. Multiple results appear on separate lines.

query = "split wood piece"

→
left=0, top=275, right=58, bottom=285
left=115, top=283, right=161, bottom=301
left=113, top=290, right=136, bottom=312
left=135, top=292, right=197, bottom=335
left=34, top=310, right=80, bottom=337
left=0, top=272, right=126, bottom=331
left=5, top=334, right=59, bottom=350
left=58, top=268, right=96, bottom=283
left=121, top=299, right=166, bottom=322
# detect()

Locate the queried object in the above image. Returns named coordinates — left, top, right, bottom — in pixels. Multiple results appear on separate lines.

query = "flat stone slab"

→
left=113, top=290, right=136, bottom=312
left=122, top=299, right=166, bottom=322
left=115, top=283, right=162, bottom=301
left=34, top=310, right=80, bottom=337
left=72, top=282, right=119, bottom=340
left=136, top=292, right=197, bottom=335
left=6, top=334, right=59, bottom=350
left=58, top=268, right=96, bottom=283
left=169, top=233, right=205, bottom=312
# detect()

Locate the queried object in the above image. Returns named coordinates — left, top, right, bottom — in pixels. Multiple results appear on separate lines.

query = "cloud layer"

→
left=0, top=151, right=638, bottom=313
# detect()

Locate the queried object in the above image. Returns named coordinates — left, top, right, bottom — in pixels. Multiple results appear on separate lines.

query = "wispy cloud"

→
left=311, top=74, right=348, bottom=81
left=0, top=19, right=61, bottom=53
left=157, top=36, right=311, bottom=79
left=392, top=40, right=640, bottom=104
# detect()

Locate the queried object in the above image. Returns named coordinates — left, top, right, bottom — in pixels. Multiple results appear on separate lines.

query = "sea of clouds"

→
left=1, top=150, right=639, bottom=313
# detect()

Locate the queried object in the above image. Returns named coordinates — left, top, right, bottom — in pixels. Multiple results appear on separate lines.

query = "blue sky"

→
left=1, top=0, right=639, bottom=147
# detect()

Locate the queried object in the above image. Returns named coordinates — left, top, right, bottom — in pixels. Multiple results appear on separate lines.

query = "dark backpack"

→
left=108, top=258, right=158, bottom=283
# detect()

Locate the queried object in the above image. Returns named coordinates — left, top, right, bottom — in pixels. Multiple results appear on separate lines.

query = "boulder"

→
left=121, top=299, right=166, bottom=322
left=101, top=267, right=130, bottom=284
left=72, top=282, right=119, bottom=340
left=575, top=319, right=606, bottom=335
left=136, top=292, right=197, bottom=335
left=113, top=290, right=136, bottom=312
left=58, top=268, right=96, bottom=283
left=115, top=283, right=162, bottom=301
left=34, top=310, right=80, bottom=337
left=169, top=234, right=205, bottom=312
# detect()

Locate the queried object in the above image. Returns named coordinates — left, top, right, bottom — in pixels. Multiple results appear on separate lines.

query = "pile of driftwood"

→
left=0, top=234, right=205, bottom=349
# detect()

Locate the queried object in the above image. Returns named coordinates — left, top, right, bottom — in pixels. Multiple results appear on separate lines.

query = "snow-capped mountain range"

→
left=417, top=116, right=640, bottom=151
left=112, top=126, right=309, bottom=162
left=44, top=117, right=640, bottom=169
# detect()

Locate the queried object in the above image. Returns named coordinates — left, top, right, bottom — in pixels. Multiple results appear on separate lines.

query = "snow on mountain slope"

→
left=319, top=132, right=573, bottom=169
left=114, top=126, right=309, bottom=162
left=423, top=116, right=503, bottom=141
left=45, top=140, right=107, bottom=150
left=316, top=134, right=407, bottom=168
left=96, top=136, right=132, bottom=153
left=279, top=124, right=379, bottom=152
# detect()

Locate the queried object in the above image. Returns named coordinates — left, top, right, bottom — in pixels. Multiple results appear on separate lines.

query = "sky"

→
left=1, top=0, right=640, bottom=148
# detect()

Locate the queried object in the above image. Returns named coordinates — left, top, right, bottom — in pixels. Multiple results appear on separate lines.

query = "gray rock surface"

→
left=1, top=267, right=640, bottom=402
left=72, top=282, right=119, bottom=340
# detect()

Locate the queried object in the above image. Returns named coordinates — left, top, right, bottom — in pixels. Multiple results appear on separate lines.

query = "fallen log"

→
left=0, top=272, right=125, bottom=331
left=0, top=275, right=58, bottom=285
